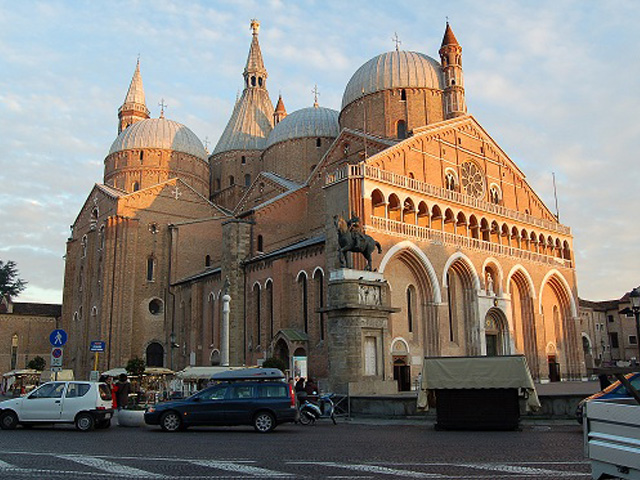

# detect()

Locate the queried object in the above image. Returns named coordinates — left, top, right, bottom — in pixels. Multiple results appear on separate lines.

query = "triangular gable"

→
left=119, top=178, right=228, bottom=216
left=235, top=171, right=302, bottom=214
left=307, top=128, right=397, bottom=189
left=365, top=115, right=556, bottom=220
left=71, top=183, right=122, bottom=229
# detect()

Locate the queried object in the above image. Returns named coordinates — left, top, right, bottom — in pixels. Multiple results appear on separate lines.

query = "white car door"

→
left=20, top=382, right=66, bottom=421
left=59, top=383, right=93, bottom=421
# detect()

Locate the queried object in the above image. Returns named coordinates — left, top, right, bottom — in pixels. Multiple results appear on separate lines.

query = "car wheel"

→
left=0, top=411, right=18, bottom=430
left=160, top=411, right=182, bottom=432
left=75, top=413, right=95, bottom=432
left=253, top=411, right=275, bottom=433
left=96, top=419, right=111, bottom=429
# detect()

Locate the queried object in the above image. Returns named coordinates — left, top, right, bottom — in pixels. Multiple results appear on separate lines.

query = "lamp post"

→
left=169, top=332, right=178, bottom=370
left=630, top=287, right=640, bottom=364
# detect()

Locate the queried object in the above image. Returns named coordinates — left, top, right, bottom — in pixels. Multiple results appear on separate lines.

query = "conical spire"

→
left=118, top=59, right=150, bottom=134
left=244, top=19, right=267, bottom=83
left=441, top=22, right=460, bottom=47
left=213, top=20, right=274, bottom=155
left=274, top=94, right=287, bottom=124
left=124, top=58, right=146, bottom=106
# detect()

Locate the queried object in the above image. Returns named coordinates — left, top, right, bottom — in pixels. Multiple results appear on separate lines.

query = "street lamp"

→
left=630, top=288, right=640, bottom=364
left=169, top=332, right=179, bottom=370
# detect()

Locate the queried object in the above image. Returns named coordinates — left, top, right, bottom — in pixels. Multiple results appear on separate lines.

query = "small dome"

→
left=109, top=118, right=207, bottom=160
left=341, top=51, right=444, bottom=110
left=266, top=106, right=339, bottom=149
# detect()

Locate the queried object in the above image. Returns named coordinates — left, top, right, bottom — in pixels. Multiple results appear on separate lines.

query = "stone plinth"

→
left=323, top=269, right=398, bottom=394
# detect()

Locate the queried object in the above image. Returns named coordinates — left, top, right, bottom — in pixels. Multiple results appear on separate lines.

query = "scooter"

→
left=298, top=393, right=337, bottom=425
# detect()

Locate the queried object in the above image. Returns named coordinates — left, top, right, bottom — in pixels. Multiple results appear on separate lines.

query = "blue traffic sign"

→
left=49, top=329, right=67, bottom=347
left=90, top=341, right=105, bottom=352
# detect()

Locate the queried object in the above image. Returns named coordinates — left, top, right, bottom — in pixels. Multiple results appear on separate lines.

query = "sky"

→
left=0, top=0, right=638, bottom=305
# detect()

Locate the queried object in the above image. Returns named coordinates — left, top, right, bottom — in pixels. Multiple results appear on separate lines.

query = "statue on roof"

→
left=334, top=213, right=382, bottom=271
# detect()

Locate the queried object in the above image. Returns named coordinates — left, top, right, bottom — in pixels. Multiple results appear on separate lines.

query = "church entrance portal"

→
left=393, top=357, right=411, bottom=391
left=273, top=339, right=290, bottom=373
left=484, top=308, right=508, bottom=356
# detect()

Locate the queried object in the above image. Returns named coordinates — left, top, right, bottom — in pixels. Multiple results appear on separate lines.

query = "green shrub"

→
left=262, top=357, right=287, bottom=373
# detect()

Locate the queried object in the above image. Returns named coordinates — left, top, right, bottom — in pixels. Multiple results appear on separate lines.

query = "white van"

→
left=0, top=381, right=113, bottom=431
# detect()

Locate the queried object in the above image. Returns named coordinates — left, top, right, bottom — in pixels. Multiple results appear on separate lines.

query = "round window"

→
left=460, top=161, right=485, bottom=199
left=149, top=299, right=163, bottom=315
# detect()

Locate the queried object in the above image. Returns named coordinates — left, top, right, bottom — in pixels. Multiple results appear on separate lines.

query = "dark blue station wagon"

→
left=144, top=373, right=296, bottom=433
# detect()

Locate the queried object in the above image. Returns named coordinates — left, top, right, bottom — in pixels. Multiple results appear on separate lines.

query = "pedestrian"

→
left=116, top=373, right=131, bottom=410
left=295, top=377, right=307, bottom=405
left=305, top=377, right=318, bottom=402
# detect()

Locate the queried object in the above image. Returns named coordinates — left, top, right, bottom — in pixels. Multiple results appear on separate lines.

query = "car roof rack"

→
left=210, top=368, right=285, bottom=382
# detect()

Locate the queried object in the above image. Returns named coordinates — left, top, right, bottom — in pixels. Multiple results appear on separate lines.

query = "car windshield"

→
left=29, top=382, right=66, bottom=399
left=195, top=386, right=228, bottom=401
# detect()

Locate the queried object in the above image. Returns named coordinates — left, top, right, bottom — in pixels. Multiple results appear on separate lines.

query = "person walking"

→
left=295, top=377, right=307, bottom=406
left=116, top=373, right=131, bottom=410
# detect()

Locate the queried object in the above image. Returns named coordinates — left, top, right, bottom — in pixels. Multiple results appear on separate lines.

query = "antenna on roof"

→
left=552, top=172, right=560, bottom=221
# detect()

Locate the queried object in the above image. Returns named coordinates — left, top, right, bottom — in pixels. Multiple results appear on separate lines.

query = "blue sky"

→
left=0, top=0, right=638, bottom=303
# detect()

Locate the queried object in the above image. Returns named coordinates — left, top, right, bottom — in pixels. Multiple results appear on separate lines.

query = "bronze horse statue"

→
left=333, top=215, right=382, bottom=271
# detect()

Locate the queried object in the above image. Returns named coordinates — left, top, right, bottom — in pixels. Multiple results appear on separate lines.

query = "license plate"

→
left=105, top=413, right=111, bottom=419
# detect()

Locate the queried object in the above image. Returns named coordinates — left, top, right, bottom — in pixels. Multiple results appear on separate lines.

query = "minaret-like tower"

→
left=439, top=22, right=466, bottom=119
left=118, top=59, right=150, bottom=134
left=245, top=19, right=268, bottom=89
left=273, top=94, right=287, bottom=124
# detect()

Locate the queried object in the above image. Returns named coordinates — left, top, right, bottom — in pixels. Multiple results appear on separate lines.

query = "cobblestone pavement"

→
left=0, top=420, right=591, bottom=479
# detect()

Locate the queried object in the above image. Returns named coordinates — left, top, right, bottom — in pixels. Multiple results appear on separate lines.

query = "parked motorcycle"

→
left=298, top=393, right=337, bottom=425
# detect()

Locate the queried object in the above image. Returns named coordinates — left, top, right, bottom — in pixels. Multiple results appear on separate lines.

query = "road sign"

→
left=90, top=341, right=105, bottom=352
left=50, top=329, right=67, bottom=347
left=51, top=347, right=63, bottom=367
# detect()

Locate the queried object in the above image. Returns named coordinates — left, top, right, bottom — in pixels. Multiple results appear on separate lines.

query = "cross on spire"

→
left=158, top=98, right=168, bottom=118
left=392, top=32, right=402, bottom=51
left=204, top=136, right=210, bottom=152
left=312, top=84, right=320, bottom=107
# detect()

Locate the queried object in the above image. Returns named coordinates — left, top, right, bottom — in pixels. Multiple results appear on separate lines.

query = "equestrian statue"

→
left=333, top=212, right=382, bottom=271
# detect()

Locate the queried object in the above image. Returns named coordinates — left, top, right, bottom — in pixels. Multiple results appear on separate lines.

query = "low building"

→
left=0, top=297, right=61, bottom=373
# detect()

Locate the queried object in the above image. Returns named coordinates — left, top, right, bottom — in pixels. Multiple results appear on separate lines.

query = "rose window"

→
left=460, top=161, right=485, bottom=199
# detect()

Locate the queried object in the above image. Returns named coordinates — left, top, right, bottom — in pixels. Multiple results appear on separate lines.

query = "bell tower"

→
left=118, top=59, right=150, bottom=134
left=439, top=22, right=467, bottom=119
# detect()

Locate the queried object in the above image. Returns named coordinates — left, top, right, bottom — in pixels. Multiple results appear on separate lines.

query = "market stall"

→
left=1, top=369, right=41, bottom=396
left=418, top=355, right=540, bottom=431
left=175, top=366, right=240, bottom=396
left=140, top=367, right=175, bottom=403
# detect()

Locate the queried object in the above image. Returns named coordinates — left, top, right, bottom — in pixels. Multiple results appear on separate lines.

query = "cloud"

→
left=1, top=0, right=638, bottom=304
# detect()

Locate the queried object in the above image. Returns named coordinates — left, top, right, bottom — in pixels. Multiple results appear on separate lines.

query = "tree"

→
left=126, top=356, right=146, bottom=377
left=0, top=260, right=27, bottom=302
left=262, top=357, right=288, bottom=373
left=27, top=356, right=46, bottom=371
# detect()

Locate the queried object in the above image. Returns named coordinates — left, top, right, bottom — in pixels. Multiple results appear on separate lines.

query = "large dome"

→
left=109, top=118, right=207, bottom=160
left=341, top=51, right=444, bottom=110
left=266, top=106, right=339, bottom=149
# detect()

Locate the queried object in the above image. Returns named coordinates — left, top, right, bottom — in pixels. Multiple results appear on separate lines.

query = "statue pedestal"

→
left=324, top=269, right=399, bottom=394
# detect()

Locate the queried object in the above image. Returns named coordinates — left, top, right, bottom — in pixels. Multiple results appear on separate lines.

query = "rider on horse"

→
left=347, top=212, right=365, bottom=251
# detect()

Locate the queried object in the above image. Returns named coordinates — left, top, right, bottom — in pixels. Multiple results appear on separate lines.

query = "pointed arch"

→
left=442, top=252, right=480, bottom=292
left=443, top=252, right=481, bottom=355
left=507, top=264, right=539, bottom=378
left=538, top=269, right=577, bottom=318
left=379, top=241, right=441, bottom=303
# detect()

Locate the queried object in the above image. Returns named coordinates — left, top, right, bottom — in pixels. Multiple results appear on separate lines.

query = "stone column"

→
left=323, top=269, right=398, bottom=395
left=221, top=292, right=230, bottom=367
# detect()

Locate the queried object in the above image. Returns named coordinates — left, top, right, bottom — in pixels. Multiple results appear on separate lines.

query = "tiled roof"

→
left=11, top=303, right=61, bottom=317
left=266, top=106, right=339, bottom=148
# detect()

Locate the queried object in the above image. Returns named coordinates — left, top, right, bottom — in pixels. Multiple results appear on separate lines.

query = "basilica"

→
left=62, top=21, right=584, bottom=391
